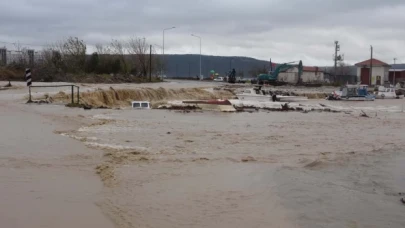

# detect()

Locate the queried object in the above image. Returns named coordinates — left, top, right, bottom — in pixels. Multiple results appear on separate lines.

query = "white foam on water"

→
left=229, top=99, right=335, bottom=112
left=84, top=142, right=148, bottom=151
left=78, top=125, right=144, bottom=133
left=92, top=114, right=113, bottom=120
left=59, top=133, right=99, bottom=142
left=325, top=104, right=403, bottom=113
left=77, top=126, right=93, bottom=132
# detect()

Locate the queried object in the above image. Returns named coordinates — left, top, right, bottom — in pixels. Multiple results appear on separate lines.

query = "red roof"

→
left=303, top=66, right=323, bottom=72
left=355, top=58, right=390, bottom=67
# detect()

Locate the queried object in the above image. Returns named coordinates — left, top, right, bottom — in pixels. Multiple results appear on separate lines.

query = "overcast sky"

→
left=1, top=0, right=404, bottom=66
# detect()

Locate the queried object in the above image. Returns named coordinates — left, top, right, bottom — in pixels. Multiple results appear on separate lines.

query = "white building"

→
left=354, top=58, right=390, bottom=85
left=278, top=66, right=324, bottom=83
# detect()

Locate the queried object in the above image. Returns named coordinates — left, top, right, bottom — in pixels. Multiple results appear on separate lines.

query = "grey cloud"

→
left=0, top=0, right=404, bottom=65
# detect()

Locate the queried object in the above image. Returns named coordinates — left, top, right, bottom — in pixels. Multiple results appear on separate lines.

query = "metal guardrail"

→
left=28, top=85, right=80, bottom=104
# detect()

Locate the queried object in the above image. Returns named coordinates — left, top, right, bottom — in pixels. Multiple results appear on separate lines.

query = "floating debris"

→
left=241, top=156, right=256, bottom=162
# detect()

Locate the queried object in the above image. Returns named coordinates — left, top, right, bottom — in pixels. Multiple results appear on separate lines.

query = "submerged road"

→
left=0, top=99, right=115, bottom=228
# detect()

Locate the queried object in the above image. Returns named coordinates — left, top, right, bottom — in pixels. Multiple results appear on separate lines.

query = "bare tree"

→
left=95, top=43, right=111, bottom=55
left=128, top=37, right=150, bottom=77
left=110, top=39, right=128, bottom=73
left=338, top=60, right=351, bottom=75
left=62, top=37, right=86, bottom=72
left=38, top=37, right=86, bottom=75
left=10, top=42, right=29, bottom=66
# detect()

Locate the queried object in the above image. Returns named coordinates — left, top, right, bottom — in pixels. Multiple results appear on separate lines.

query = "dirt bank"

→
left=51, top=86, right=235, bottom=108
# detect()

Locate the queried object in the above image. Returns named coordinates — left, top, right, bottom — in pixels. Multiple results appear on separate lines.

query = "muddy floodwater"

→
left=1, top=80, right=405, bottom=228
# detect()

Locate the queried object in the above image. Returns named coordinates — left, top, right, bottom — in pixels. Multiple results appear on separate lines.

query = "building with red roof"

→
left=389, top=64, right=405, bottom=85
left=354, top=58, right=390, bottom=85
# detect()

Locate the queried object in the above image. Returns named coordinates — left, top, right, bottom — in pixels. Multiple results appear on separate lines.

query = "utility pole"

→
left=393, top=58, right=397, bottom=85
left=149, top=45, right=152, bottom=82
left=191, top=34, right=202, bottom=80
left=162, top=26, right=176, bottom=77
left=270, top=58, right=273, bottom=71
left=370, top=45, right=373, bottom=85
left=334, top=41, right=340, bottom=81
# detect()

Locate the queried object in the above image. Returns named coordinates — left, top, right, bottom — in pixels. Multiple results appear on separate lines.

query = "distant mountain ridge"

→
left=162, top=54, right=403, bottom=78
left=163, top=54, right=270, bottom=78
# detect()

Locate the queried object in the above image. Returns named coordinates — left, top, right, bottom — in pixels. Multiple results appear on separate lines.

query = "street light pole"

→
left=162, top=26, right=175, bottom=77
left=394, top=58, right=397, bottom=85
left=191, top=34, right=202, bottom=80
left=153, top=44, right=163, bottom=76
left=370, top=45, right=373, bottom=85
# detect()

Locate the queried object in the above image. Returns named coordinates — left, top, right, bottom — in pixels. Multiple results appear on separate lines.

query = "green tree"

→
left=111, top=58, right=121, bottom=74
left=86, top=52, right=99, bottom=73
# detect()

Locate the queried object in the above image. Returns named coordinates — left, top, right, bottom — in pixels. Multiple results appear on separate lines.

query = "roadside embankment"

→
left=51, top=87, right=235, bottom=108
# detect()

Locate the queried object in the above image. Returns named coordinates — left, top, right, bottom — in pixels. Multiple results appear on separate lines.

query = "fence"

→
left=0, top=48, right=44, bottom=66
left=28, top=85, right=80, bottom=104
left=324, top=73, right=358, bottom=84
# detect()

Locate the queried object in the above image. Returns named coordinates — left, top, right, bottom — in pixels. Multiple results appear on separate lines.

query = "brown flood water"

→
left=0, top=101, right=115, bottom=228
left=62, top=99, right=405, bottom=228
left=2, top=81, right=405, bottom=228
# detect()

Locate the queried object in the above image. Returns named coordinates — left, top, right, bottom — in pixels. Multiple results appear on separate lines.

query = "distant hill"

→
left=160, top=54, right=404, bottom=78
left=392, top=64, right=405, bottom=70
left=163, top=54, right=270, bottom=78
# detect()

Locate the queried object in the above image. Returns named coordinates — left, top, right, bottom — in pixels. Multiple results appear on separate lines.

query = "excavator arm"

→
left=268, top=61, right=303, bottom=81
left=296, top=60, right=303, bottom=84
left=257, top=60, right=303, bottom=85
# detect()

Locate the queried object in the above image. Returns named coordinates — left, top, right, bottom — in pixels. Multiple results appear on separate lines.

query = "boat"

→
left=236, top=86, right=308, bottom=102
left=213, top=77, right=224, bottom=82
left=236, top=87, right=271, bottom=102
left=326, top=88, right=343, bottom=100
left=375, top=86, right=403, bottom=99
left=338, top=84, right=375, bottom=101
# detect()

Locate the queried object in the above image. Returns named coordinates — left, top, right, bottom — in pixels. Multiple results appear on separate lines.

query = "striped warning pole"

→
left=25, top=68, right=32, bottom=86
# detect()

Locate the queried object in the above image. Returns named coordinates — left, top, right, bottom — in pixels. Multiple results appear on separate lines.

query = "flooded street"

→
left=62, top=101, right=405, bottom=227
left=1, top=81, right=405, bottom=227
left=0, top=101, right=115, bottom=228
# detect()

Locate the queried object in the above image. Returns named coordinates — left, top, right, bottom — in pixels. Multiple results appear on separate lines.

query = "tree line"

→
left=1, top=36, right=163, bottom=82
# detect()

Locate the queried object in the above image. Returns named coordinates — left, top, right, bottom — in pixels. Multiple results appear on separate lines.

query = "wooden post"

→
left=28, top=86, right=32, bottom=102
left=149, top=45, right=152, bottom=82
left=71, top=85, right=74, bottom=104
left=370, top=45, right=373, bottom=86
left=77, top=86, right=80, bottom=103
